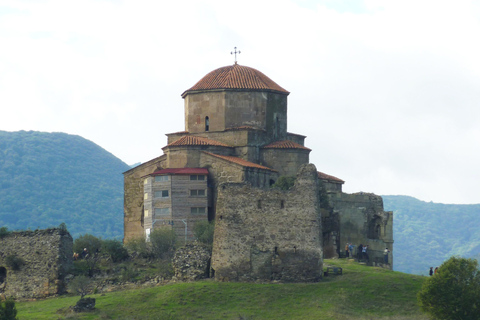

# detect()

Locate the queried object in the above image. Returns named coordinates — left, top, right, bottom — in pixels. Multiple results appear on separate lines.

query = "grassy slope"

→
left=17, top=260, right=428, bottom=320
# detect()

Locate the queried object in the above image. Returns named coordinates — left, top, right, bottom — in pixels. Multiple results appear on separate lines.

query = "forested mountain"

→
left=383, top=195, right=480, bottom=275
left=0, top=131, right=130, bottom=238
left=1, top=130, right=478, bottom=275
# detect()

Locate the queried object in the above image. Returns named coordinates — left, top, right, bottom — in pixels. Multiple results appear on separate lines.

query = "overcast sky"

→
left=1, top=0, right=479, bottom=204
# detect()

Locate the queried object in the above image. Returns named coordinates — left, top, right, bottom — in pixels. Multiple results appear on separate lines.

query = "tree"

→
left=68, top=275, right=92, bottom=299
left=73, top=234, right=103, bottom=277
left=271, top=176, right=296, bottom=190
left=150, top=228, right=176, bottom=259
left=102, top=239, right=129, bottom=262
left=0, top=298, right=18, bottom=320
left=418, top=256, right=480, bottom=320
left=193, top=220, right=215, bottom=247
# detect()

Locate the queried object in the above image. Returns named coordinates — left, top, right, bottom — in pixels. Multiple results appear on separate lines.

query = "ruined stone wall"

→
left=328, top=192, right=394, bottom=268
left=211, top=164, right=323, bottom=282
left=0, top=228, right=73, bottom=300
left=124, top=155, right=166, bottom=242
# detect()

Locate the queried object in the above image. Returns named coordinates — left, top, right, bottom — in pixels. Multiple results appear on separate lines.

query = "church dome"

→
left=181, top=64, right=289, bottom=97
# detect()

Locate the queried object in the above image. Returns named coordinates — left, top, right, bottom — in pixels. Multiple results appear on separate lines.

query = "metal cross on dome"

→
left=231, top=47, right=241, bottom=64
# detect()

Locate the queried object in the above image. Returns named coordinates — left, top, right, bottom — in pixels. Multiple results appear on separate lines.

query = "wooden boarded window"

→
left=191, top=207, right=206, bottom=215
left=154, top=190, right=169, bottom=198
left=190, top=189, right=206, bottom=196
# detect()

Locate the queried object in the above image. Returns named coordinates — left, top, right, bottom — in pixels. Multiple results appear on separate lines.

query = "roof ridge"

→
left=165, top=135, right=231, bottom=148
left=263, top=140, right=311, bottom=151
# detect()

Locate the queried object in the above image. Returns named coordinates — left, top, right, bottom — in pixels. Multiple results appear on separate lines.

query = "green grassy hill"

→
left=383, top=195, right=480, bottom=275
left=0, top=131, right=130, bottom=238
left=17, top=259, right=428, bottom=320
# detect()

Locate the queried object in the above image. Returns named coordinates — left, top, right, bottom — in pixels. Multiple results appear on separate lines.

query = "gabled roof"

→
left=203, top=152, right=277, bottom=172
left=149, top=168, right=209, bottom=176
left=263, top=140, right=311, bottom=151
left=164, top=135, right=231, bottom=148
left=318, top=171, right=344, bottom=184
left=182, top=64, right=289, bottom=97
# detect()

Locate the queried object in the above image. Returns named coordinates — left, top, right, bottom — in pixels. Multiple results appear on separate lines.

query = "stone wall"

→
left=124, top=155, right=166, bottom=242
left=328, top=192, right=394, bottom=268
left=211, top=164, right=323, bottom=282
left=261, top=148, right=310, bottom=177
left=0, top=228, right=73, bottom=300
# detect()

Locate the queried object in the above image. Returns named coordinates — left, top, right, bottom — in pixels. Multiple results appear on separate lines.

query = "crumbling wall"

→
left=211, top=163, right=323, bottom=282
left=0, top=228, right=73, bottom=299
left=328, top=192, right=394, bottom=268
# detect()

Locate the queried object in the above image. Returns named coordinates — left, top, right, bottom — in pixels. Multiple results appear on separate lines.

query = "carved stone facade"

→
left=0, top=228, right=73, bottom=299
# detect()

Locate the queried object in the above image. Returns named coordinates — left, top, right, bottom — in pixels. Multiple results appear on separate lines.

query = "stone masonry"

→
left=0, top=228, right=73, bottom=300
left=211, top=164, right=323, bottom=282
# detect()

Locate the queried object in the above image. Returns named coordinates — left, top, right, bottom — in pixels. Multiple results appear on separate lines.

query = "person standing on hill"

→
left=429, top=267, right=434, bottom=276
left=434, top=267, right=438, bottom=275
left=363, top=245, right=369, bottom=261
left=358, top=244, right=363, bottom=260
left=384, top=248, right=390, bottom=264
left=349, top=243, right=355, bottom=258
left=345, top=243, right=350, bottom=258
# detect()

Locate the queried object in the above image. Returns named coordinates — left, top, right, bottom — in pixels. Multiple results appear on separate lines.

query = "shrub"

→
left=193, top=220, right=215, bottom=246
left=120, top=264, right=139, bottom=282
left=5, top=255, right=24, bottom=271
left=69, top=275, right=92, bottom=298
left=418, top=256, right=480, bottom=320
left=102, top=239, right=129, bottom=262
left=271, top=176, right=296, bottom=190
left=0, top=227, right=10, bottom=239
left=150, top=228, right=176, bottom=259
left=72, top=260, right=90, bottom=276
left=73, top=234, right=103, bottom=257
left=125, top=236, right=151, bottom=259
left=0, top=297, right=18, bottom=320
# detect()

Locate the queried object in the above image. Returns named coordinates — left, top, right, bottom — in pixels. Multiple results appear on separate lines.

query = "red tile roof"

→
left=150, top=168, right=209, bottom=176
left=203, top=152, right=277, bottom=171
left=164, top=135, right=231, bottom=148
left=318, top=171, right=344, bottom=184
left=263, top=140, right=311, bottom=151
left=182, top=64, right=289, bottom=97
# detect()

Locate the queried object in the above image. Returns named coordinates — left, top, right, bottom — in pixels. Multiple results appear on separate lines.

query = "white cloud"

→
left=0, top=0, right=479, bottom=203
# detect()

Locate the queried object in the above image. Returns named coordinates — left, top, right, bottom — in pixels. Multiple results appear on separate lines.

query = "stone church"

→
left=124, top=62, right=393, bottom=281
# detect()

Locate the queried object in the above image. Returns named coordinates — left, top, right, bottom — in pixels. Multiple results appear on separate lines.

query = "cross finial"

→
left=231, top=47, right=241, bottom=64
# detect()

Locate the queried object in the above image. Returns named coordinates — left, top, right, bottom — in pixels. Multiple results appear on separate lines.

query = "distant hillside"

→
left=0, top=131, right=130, bottom=238
left=383, top=195, right=480, bottom=275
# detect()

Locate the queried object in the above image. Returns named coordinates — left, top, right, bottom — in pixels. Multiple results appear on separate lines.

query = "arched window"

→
left=375, top=224, right=382, bottom=238
left=205, top=116, right=209, bottom=132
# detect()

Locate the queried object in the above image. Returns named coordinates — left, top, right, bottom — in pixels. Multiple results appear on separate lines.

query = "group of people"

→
left=429, top=267, right=439, bottom=276
left=73, top=248, right=89, bottom=260
left=344, top=243, right=391, bottom=264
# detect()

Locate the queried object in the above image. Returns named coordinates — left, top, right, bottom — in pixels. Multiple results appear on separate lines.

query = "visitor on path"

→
left=384, top=248, right=390, bottom=264
left=358, top=244, right=363, bottom=260
left=81, top=248, right=89, bottom=259
left=345, top=243, right=350, bottom=258
left=363, top=245, right=369, bottom=261
left=429, top=267, right=434, bottom=276
left=434, top=267, right=438, bottom=275
left=349, top=243, right=355, bottom=257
